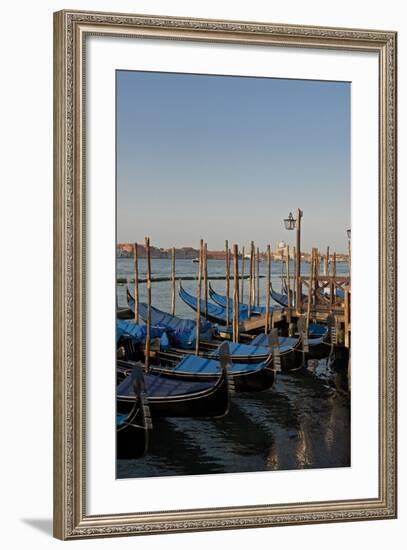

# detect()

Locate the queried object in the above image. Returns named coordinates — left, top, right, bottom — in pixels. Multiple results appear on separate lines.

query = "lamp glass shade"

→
left=284, top=213, right=296, bottom=230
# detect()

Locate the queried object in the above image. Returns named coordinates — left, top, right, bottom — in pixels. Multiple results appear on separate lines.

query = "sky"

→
left=116, top=70, right=350, bottom=253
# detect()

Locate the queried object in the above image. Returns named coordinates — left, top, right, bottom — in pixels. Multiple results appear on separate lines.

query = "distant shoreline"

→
left=117, top=243, right=349, bottom=262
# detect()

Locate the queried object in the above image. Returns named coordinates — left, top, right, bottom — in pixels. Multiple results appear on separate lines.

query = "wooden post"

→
left=306, top=248, right=315, bottom=329
left=240, top=246, right=245, bottom=304
left=297, top=315, right=309, bottom=367
left=286, top=245, right=290, bottom=301
left=312, top=248, right=317, bottom=311
left=236, top=247, right=240, bottom=341
left=233, top=244, right=239, bottom=343
left=133, top=242, right=139, bottom=323
left=316, top=249, right=320, bottom=280
left=251, top=242, right=255, bottom=308
left=344, top=289, right=350, bottom=348
left=254, top=247, right=257, bottom=306
left=329, top=273, right=334, bottom=310
left=313, top=248, right=319, bottom=321
left=196, top=239, right=203, bottom=355
left=280, top=249, right=284, bottom=292
left=286, top=245, right=291, bottom=323
left=268, top=329, right=281, bottom=372
left=171, top=246, right=176, bottom=316
left=144, top=237, right=151, bottom=370
left=265, top=244, right=271, bottom=334
left=204, top=242, right=208, bottom=318
left=293, top=245, right=297, bottom=309
left=324, top=246, right=330, bottom=276
left=333, top=252, right=337, bottom=278
left=225, top=240, right=230, bottom=327
left=248, top=242, right=253, bottom=318
left=256, top=247, right=260, bottom=307
left=270, top=249, right=273, bottom=291
left=295, top=208, right=302, bottom=313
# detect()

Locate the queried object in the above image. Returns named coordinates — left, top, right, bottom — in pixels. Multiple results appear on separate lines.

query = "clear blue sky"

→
left=117, top=70, right=350, bottom=253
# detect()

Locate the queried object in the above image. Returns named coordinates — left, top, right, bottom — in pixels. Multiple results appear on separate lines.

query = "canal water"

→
left=116, top=257, right=350, bottom=479
left=116, top=257, right=349, bottom=316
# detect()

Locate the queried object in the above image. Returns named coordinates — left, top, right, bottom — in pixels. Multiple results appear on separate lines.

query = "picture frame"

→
left=53, top=9, right=397, bottom=540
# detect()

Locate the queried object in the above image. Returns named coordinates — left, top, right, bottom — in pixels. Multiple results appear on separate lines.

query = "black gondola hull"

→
left=280, top=349, right=304, bottom=371
left=117, top=361, right=230, bottom=419
left=149, top=364, right=275, bottom=392
left=116, top=399, right=149, bottom=460
left=148, top=376, right=230, bottom=417
left=306, top=341, right=330, bottom=360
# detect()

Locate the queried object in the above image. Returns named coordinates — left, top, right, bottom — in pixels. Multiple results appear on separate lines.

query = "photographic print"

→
left=54, top=10, right=396, bottom=539
left=115, top=70, right=351, bottom=478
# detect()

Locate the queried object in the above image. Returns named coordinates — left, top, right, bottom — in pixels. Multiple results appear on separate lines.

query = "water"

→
left=117, top=257, right=349, bottom=318
left=116, top=258, right=350, bottom=479
left=117, top=366, right=350, bottom=478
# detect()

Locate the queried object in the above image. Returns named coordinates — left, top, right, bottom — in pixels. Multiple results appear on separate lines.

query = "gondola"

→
left=308, top=322, right=328, bottom=339
left=116, top=366, right=152, bottom=459
left=117, top=398, right=151, bottom=459
left=117, top=356, right=231, bottom=418
left=251, top=331, right=328, bottom=362
left=270, top=287, right=304, bottom=307
left=117, top=319, right=168, bottom=343
left=203, top=285, right=328, bottom=360
left=120, top=306, right=301, bottom=368
left=179, top=281, right=250, bottom=324
left=117, top=319, right=171, bottom=348
left=126, top=288, right=217, bottom=348
left=268, top=289, right=329, bottom=342
left=158, top=332, right=302, bottom=369
left=150, top=342, right=275, bottom=392
left=208, top=283, right=274, bottom=316
left=117, top=319, right=174, bottom=361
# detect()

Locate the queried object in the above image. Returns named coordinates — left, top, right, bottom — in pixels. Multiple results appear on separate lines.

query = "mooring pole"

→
left=241, top=245, right=245, bottom=304
left=256, top=247, right=260, bottom=307
left=204, top=242, right=208, bottom=318
left=265, top=244, right=271, bottom=334
left=286, top=245, right=291, bottom=323
left=251, top=242, right=255, bottom=308
left=145, top=237, right=151, bottom=370
left=233, top=244, right=239, bottom=343
left=313, top=249, right=319, bottom=317
left=225, top=240, right=230, bottom=327
left=295, top=208, right=302, bottom=310
left=293, top=245, right=297, bottom=309
left=306, top=248, right=314, bottom=329
left=171, top=246, right=176, bottom=316
left=324, top=246, right=330, bottom=276
left=280, top=249, right=284, bottom=293
left=133, top=242, right=139, bottom=323
left=248, top=242, right=253, bottom=318
left=195, top=239, right=203, bottom=355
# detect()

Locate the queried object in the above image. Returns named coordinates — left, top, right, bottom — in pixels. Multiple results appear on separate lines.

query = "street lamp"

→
left=283, top=209, right=303, bottom=309
left=284, top=212, right=296, bottom=231
left=346, top=229, right=351, bottom=276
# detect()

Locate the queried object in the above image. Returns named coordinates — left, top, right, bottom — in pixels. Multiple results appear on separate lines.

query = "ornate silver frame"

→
left=53, top=9, right=397, bottom=540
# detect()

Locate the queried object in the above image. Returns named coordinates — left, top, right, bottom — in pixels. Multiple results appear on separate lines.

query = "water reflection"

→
left=117, top=360, right=350, bottom=479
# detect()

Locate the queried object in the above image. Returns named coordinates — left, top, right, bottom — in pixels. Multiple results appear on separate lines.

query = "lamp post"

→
left=347, top=228, right=351, bottom=278
left=283, top=208, right=303, bottom=310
